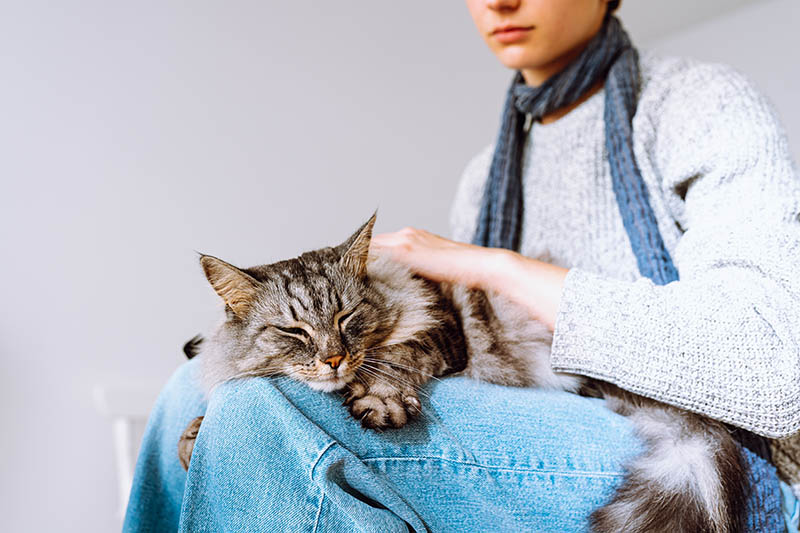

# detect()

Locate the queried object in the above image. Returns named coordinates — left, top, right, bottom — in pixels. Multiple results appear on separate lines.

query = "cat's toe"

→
left=384, top=397, right=409, bottom=428
left=402, top=395, right=421, bottom=416
left=359, top=410, right=387, bottom=431
left=349, top=394, right=410, bottom=430
left=342, top=382, right=367, bottom=407
left=350, top=395, right=387, bottom=427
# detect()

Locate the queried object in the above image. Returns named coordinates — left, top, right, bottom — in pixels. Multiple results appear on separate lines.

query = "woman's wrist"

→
left=481, top=248, right=569, bottom=332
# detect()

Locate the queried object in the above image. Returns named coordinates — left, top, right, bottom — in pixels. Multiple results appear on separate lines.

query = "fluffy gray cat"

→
left=179, top=213, right=748, bottom=533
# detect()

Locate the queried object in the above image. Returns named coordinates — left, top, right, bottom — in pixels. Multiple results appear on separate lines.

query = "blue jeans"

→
left=124, top=358, right=792, bottom=532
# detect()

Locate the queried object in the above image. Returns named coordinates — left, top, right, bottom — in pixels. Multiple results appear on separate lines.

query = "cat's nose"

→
left=324, top=355, right=344, bottom=369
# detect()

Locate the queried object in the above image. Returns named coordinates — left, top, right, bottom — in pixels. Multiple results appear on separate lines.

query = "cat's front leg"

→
left=342, top=371, right=423, bottom=430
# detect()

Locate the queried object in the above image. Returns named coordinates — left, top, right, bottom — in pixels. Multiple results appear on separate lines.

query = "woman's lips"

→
left=492, top=26, right=533, bottom=44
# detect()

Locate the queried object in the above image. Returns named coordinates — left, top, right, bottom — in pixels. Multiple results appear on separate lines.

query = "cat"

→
left=178, top=212, right=748, bottom=533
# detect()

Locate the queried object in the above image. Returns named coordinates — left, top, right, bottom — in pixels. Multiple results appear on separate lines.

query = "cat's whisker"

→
left=358, top=362, right=421, bottom=389
left=360, top=342, right=412, bottom=355
left=355, top=365, right=400, bottom=387
left=357, top=350, right=445, bottom=390
left=361, top=357, right=443, bottom=383
left=358, top=363, right=433, bottom=401
left=357, top=364, right=406, bottom=389
left=360, top=363, right=430, bottom=392
left=281, top=368, right=308, bottom=382
left=357, top=367, right=405, bottom=394
left=229, top=368, right=284, bottom=381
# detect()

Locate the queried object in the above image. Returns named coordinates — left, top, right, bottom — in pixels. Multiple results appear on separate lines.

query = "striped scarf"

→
left=472, top=14, right=782, bottom=529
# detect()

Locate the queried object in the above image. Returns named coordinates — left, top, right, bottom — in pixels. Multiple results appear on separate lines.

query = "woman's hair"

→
left=608, top=0, right=621, bottom=12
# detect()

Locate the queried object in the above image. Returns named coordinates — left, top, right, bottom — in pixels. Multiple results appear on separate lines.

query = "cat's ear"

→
left=199, top=255, right=260, bottom=318
left=338, top=211, right=376, bottom=278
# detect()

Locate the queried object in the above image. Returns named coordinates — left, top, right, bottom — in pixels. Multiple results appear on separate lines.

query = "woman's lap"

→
left=125, top=358, right=645, bottom=532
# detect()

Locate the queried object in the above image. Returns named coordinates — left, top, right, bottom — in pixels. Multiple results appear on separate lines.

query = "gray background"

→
left=1, top=0, right=797, bottom=531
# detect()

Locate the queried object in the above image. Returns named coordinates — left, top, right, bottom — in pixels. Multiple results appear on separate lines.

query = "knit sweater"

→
left=448, top=51, right=800, bottom=493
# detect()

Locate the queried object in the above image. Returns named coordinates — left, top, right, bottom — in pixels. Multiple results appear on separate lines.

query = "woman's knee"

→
left=143, top=358, right=209, bottom=459
left=189, top=376, right=338, bottom=484
left=163, top=358, right=207, bottom=407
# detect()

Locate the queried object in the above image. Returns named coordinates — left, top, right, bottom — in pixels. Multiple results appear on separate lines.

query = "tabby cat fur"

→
left=179, top=213, right=748, bottom=533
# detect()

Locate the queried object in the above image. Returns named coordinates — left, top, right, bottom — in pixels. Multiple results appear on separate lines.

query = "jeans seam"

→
left=312, top=490, right=325, bottom=533
left=310, top=441, right=337, bottom=482
left=310, top=443, right=336, bottom=533
left=362, top=455, right=626, bottom=479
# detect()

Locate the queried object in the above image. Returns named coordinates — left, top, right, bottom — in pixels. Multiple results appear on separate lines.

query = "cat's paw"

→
left=178, top=415, right=204, bottom=471
left=342, top=382, right=421, bottom=430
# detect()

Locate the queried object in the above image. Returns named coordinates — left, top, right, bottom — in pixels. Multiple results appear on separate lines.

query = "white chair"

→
left=93, top=382, right=162, bottom=521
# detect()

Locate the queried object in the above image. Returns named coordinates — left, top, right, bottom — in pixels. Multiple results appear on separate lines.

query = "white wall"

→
left=0, top=3, right=506, bottom=532
left=0, top=1, right=796, bottom=532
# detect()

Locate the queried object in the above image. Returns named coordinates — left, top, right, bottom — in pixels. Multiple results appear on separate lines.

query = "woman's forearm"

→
left=479, top=249, right=569, bottom=332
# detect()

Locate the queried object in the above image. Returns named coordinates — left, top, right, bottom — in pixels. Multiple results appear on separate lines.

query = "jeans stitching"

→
left=310, top=441, right=337, bottom=482
left=310, top=444, right=337, bottom=533
left=312, top=490, right=325, bottom=533
left=362, top=455, right=626, bottom=479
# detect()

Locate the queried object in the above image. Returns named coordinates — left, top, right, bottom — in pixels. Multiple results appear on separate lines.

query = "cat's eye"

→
left=272, top=324, right=311, bottom=341
left=336, top=309, right=357, bottom=332
left=277, top=326, right=307, bottom=336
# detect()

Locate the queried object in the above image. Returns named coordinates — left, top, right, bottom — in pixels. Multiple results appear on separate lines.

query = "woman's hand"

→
left=369, top=227, right=569, bottom=331
left=370, top=227, right=498, bottom=288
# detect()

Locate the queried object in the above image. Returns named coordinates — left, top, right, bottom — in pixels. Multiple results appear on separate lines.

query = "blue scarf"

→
left=472, top=14, right=782, bottom=529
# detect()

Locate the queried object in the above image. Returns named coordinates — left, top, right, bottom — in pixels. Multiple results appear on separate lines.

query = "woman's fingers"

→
left=369, top=227, right=568, bottom=330
left=370, top=227, right=488, bottom=286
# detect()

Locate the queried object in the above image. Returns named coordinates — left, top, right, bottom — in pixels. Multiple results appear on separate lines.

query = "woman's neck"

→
left=519, top=23, right=606, bottom=125
left=538, top=78, right=605, bottom=125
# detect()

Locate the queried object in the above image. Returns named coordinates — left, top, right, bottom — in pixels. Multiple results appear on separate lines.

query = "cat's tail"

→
left=590, top=382, right=748, bottom=533
left=183, top=334, right=204, bottom=359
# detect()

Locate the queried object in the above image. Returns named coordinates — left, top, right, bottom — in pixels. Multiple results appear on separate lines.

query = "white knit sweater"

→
left=448, top=51, right=800, bottom=489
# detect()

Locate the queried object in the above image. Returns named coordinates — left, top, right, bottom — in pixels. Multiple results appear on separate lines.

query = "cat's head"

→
left=200, top=212, right=398, bottom=392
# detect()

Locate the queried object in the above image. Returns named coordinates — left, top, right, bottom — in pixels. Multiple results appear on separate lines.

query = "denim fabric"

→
left=125, top=358, right=652, bottom=532
left=125, top=358, right=794, bottom=532
left=123, top=359, right=208, bottom=531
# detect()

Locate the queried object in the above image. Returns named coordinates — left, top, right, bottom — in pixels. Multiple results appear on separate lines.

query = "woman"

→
left=124, top=0, right=800, bottom=531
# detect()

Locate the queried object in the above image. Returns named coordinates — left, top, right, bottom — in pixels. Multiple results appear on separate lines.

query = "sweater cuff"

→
left=550, top=267, right=654, bottom=381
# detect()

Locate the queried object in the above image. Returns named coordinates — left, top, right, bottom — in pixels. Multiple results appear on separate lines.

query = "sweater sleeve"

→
left=549, top=62, right=800, bottom=439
